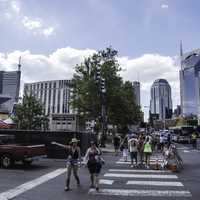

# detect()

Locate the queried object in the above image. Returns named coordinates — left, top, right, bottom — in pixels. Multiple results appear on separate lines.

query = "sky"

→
left=0, top=0, right=200, bottom=121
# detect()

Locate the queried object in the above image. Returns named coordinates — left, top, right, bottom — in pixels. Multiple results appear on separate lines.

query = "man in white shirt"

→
left=128, top=138, right=138, bottom=167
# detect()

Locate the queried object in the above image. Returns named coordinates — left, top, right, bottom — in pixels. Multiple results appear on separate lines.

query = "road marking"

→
left=99, top=179, right=114, bottom=185
left=116, top=161, right=163, bottom=164
left=127, top=181, right=184, bottom=186
left=109, top=169, right=170, bottom=173
left=183, top=150, right=190, bottom=153
left=0, top=168, right=67, bottom=200
left=89, top=189, right=192, bottom=197
left=104, top=173, right=178, bottom=179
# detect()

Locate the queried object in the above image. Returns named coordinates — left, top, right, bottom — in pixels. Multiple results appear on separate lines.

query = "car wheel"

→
left=1, top=154, right=13, bottom=168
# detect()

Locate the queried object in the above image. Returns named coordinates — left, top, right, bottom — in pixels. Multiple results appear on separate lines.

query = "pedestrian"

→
left=128, top=137, right=138, bottom=167
left=121, top=136, right=128, bottom=162
left=159, top=133, right=165, bottom=152
left=51, top=138, right=81, bottom=191
left=167, top=132, right=171, bottom=148
left=84, top=141, right=103, bottom=191
left=191, top=132, right=197, bottom=149
left=113, top=134, right=121, bottom=156
left=143, top=136, right=152, bottom=169
left=137, top=133, right=144, bottom=165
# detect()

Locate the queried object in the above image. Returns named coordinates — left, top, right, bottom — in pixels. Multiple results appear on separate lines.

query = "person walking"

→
left=191, top=132, right=197, bottom=149
left=113, top=134, right=121, bottom=156
left=137, top=133, right=144, bottom=165
left=120, top=136, right=128, bottom=162
left=84, top=141, right=103, bottom=191
left=143, top=136, right=152, bottom=169
left=52, top=138, right=81, bottom=191
left=128, top=137, right=138, bottom=167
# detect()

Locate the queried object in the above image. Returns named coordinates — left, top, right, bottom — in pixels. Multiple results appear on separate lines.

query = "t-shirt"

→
left=129, top=139, right=138, bottom=152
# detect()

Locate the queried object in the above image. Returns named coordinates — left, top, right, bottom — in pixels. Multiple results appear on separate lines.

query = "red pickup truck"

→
left=0, top=135, right=46, bottom=168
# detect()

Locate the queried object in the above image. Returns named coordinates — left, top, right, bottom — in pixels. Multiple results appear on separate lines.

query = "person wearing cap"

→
left=51, top=138, right=81, bottom=191
left=65, top=138, right=81, bottom=191
left=84, top=141, right=103, bottom=191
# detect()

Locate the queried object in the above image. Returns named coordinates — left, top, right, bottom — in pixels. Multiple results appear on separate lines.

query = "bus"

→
left=169, top=125, right=195, bottom=143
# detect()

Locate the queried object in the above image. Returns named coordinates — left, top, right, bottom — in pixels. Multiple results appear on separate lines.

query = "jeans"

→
left=66, top=164, right=80, bottom=188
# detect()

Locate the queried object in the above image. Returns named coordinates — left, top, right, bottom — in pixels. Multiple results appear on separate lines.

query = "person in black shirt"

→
left=52, top=138, right=81, bottom=191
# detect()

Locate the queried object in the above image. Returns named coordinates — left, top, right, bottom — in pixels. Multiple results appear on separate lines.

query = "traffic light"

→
left=101, top=78, right=106, bottom=93
left=96, top=65, right=101, bottom=80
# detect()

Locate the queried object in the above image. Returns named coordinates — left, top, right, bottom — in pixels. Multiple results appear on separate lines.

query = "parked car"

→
left=0, top=135, right=46, bottom=168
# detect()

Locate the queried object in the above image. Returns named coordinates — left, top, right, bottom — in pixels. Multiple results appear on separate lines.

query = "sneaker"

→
left=65, top=187, right=70, bottom=191
left=96, top=187, right=99, bottom=191
left=90, top=184, right=95, bottom=188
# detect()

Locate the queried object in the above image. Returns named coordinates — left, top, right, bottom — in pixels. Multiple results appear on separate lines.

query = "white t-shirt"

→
left=128, top=139, right=138, bottom=152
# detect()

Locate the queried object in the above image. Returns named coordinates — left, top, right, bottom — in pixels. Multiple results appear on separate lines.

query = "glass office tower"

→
left=180, top=49, right=200, bottom=117
left=150, top=79, right=172, bottom=120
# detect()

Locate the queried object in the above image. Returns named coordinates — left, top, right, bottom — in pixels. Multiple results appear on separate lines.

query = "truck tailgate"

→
left=26, top=145, right=46, bottom=157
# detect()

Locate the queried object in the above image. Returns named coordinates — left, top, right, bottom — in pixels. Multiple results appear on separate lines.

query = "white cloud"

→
left=0, top=47, right=180, bottom=120
left=0, top=0, right=55, bottom=37
left=22, top=16, right=42, bottom=30
left=161, top=4, right=169, bottom=9
left=10, top=0, right=20, bottom=13
left=42, top=27, right=55, bottom=37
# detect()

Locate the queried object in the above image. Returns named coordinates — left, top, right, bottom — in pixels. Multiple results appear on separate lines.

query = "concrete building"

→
left=24, top=80, right=72, bottom=116
left=180, top=48, right=200, bottom=122
left=0, top=69, right=21, bottom=113
left=132, top=81, right=140, bottom=106
left=150, top=79, right=172, bottom=120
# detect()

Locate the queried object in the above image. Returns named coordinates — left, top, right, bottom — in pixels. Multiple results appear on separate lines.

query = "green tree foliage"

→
left=71, top=47, right=142, bottom=130
left=12, top=93, right=49, bottom=130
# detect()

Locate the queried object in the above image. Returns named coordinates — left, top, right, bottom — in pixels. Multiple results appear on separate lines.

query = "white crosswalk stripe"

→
left=89, top=156, right=192, bottom=198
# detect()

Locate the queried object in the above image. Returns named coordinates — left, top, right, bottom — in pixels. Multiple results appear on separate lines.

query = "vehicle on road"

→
left=0, top=135, right=46, bottom=168
left=169, top=126, right=195, bottom=143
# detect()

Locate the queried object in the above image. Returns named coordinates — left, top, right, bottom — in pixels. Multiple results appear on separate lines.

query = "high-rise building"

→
left=24, top=80, right=72, bottom=116
left=0, top=69, right=21, bottom=113
left=150, top=79, right=172, bottom=120
left=180, top=48, right=200, bottom=119
left=132, top=81, right=140, bottom=106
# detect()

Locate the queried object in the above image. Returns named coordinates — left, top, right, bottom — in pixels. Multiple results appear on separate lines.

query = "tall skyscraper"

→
left=150, top=79, right=172, bottom=120
left=180, top=48, right=200, bottom=119
left=0, top=69, right=21, bottom=113
left=24, top=80, right=72, bottom=116
left=132, top=81, right=140, bottom=106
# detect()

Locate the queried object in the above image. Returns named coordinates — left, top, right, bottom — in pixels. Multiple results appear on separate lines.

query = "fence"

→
left=0, top=129, right=96, bottom=159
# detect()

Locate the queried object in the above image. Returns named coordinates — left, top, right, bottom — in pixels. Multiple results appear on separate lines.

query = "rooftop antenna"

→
left=18, top=56, right=21, bottom=71
left=180, top=41, right=183, bottom=69
left=180, top=40, right=183, bottom=57
left=137, top=71, right=140, bottom=82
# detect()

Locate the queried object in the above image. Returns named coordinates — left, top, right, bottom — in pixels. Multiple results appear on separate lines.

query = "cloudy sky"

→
left=0, top=0, right=200, bottom=120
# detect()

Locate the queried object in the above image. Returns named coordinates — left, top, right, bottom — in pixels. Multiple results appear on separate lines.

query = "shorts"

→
left=87, top=161, right=102, bottom=174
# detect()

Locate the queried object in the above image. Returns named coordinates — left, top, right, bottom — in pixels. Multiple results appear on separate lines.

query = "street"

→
left=0, top=143, right=200, bottom=200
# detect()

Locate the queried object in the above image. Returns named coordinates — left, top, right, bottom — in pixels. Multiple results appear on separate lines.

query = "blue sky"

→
left=0, top=0, right=200, bottom=120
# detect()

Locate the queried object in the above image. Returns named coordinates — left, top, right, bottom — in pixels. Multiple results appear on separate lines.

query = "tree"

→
left=71, top=47, right=142, bottom=134
left=12, top=92, right=49, bottom=130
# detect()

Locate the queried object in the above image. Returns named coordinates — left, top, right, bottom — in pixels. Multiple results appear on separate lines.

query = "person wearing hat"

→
left=51, top=138, right=81, bottom=191
left=84, top=141, right=103, bottom=191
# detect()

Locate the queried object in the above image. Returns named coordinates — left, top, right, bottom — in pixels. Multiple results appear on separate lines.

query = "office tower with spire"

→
left=132, top=81, right=140, bottom=106
left=0, top=58, right=21, bottom=113
left=150, top=79, right=172, bottom=120
left=179, top=44, right=200, bottom=118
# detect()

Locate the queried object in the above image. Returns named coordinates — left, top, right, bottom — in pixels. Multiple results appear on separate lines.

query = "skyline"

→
left=1, top=0, right=200, bottom=120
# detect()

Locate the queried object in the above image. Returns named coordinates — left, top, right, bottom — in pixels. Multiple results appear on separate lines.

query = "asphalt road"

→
left=0, top=142, right=200, bottom=200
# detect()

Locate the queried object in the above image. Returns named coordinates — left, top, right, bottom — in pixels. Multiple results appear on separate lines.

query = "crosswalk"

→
left=88, top=156, right=192, bottom=198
